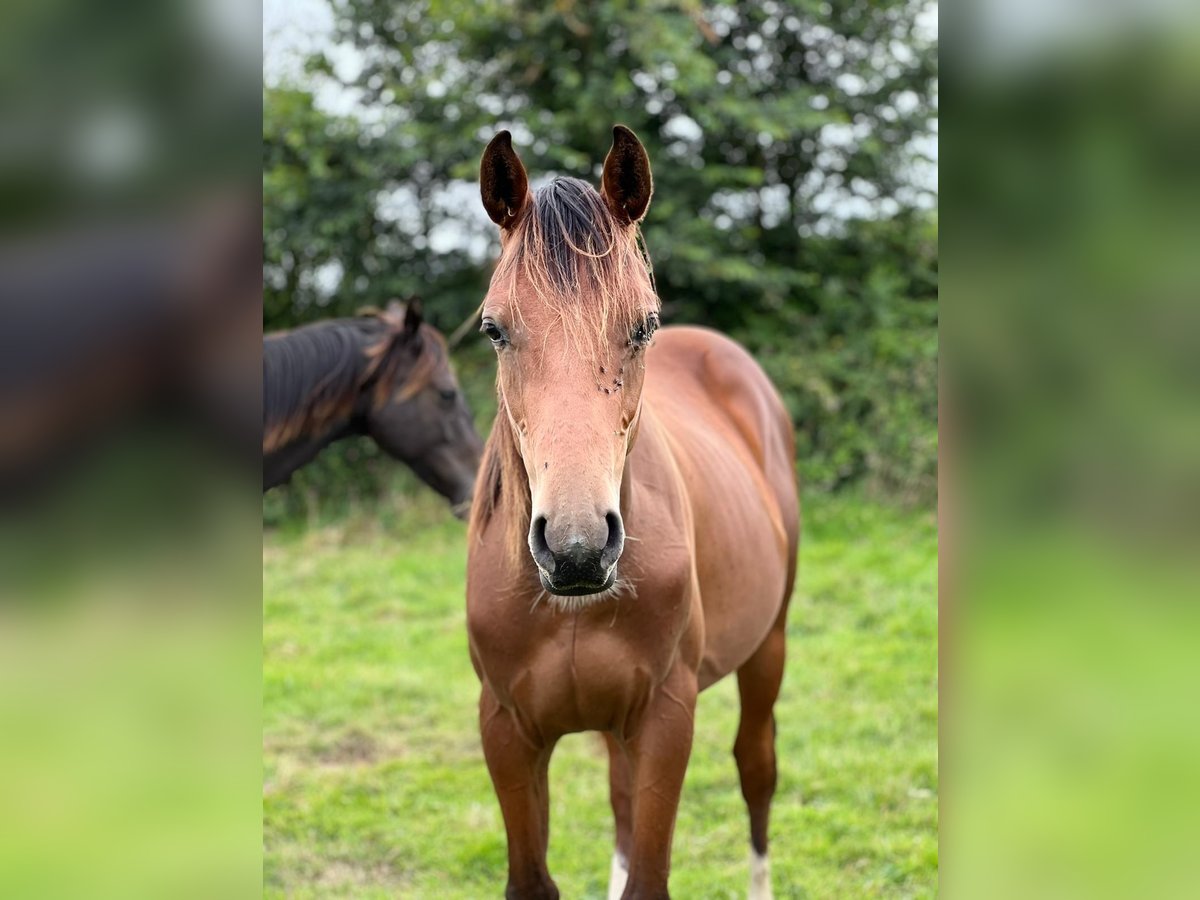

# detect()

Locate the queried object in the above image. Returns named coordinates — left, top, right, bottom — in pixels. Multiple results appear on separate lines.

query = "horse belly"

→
left=692, top=464, right=788, bottom=688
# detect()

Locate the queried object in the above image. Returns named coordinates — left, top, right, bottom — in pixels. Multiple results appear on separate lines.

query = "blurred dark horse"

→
left=263, top=301, right=483, bottom=516
left=0, top=196, right=261, bottom=499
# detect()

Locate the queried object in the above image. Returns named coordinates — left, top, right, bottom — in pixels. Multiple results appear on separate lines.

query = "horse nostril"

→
left=602, top=511, right=625, bottom=568
left=529, top=515, right=554, bottom=573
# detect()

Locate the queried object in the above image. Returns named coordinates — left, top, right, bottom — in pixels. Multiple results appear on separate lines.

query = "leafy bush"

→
left=264, top=0, right=938, bottom=515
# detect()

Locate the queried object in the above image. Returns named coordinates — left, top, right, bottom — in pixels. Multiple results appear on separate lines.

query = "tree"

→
left=264, top=0, right=938, bottom=503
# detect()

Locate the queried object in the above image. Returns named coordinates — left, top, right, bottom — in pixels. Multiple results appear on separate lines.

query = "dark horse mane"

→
left=263, top=307, right=444, bottom=454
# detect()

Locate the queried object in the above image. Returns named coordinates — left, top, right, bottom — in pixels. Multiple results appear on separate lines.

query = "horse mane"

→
left=469, top=399, right=530, bottom=559
left=263, top=309, right=444, bottom=454
left=469, top=176, right=659, bottom=557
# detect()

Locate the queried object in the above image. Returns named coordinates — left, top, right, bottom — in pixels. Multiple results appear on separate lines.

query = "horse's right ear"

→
left=480, top=131, right=529, bottom=230
left=403, top=297, right=423, bottom=335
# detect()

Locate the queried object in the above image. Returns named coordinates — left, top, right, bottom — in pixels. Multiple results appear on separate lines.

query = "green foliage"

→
left=263, top=0, right=938, bottom=505
left=749, top=214, right=938, bottom=499
left=263, top=494, right=938, bottom=897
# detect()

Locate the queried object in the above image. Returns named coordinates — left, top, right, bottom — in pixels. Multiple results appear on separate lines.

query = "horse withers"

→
left=466, top=128, right=799, bottom=899
left=263, top=300, right=483, bottom=517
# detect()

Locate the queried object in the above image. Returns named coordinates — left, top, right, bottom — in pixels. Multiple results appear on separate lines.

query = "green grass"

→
left=263, top=493, right=938, bottom=898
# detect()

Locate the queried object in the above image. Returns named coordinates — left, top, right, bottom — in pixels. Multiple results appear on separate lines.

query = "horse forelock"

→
left=490, top=177, right=658, bottom=352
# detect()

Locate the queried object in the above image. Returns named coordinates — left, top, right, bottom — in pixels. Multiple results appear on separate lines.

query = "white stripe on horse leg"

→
left=749, top=849, right=773, bottom=900
left=607, top=851, right=629, bottom=900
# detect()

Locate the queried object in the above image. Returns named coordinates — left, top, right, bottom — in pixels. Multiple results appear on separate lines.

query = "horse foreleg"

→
left=620, top=665, right=698, bottom=900
left=604, top=732, right=634, bottom=899
left=479, top=688, right=558, bottom=900
left=734, top=619, right=787, bottom=900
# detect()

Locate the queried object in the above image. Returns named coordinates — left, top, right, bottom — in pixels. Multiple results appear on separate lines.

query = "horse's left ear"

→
left=601, top=125, right=653, bottom=225
left=480, top=130, right=530, bottom=229
left=403, top=297, right=423, bottom=335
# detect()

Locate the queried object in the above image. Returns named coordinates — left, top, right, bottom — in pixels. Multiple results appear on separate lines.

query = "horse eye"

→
left=439, top=388, right=458, bottom=406
left=631, top=313, right=660, bottom=346
left=481, top=318, right=507, bottom=346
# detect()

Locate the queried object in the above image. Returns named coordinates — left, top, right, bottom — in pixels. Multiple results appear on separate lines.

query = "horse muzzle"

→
left=529, top=511, right=624, bottom=596
left=537, top=555, right=618, bottom=596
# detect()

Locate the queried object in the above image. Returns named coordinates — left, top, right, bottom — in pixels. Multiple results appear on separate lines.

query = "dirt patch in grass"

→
left=316, top=728, right=381, bottom=765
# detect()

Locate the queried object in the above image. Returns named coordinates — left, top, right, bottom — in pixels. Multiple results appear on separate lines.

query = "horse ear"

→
left=480, top=131, right=530, bottom=229
left=601, top=125, right=653, bottom=225
left=403, top=297, right=423, bottom=335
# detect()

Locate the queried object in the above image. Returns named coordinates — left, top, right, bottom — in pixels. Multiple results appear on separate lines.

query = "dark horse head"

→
left=262, top=300, right=483, bottom=516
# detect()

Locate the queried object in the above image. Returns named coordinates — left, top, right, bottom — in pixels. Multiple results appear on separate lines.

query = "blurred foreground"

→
left=946, top=2, right=1200, bottom=897
left=1, top=0, right=261, bottom=896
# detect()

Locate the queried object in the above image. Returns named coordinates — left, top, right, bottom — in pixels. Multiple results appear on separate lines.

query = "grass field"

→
left=263, top=493, right=938, bottom=898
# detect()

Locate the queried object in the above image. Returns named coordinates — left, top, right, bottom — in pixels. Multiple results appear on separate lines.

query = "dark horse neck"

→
left=262, top=413, right=366, bottom=491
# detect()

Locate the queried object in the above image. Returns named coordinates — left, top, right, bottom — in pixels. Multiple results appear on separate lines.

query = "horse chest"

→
left=488, top=618, right=673, bottom=739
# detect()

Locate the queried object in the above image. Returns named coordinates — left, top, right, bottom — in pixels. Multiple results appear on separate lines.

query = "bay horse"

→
left=466, top=127, right=799, bottom=899
left=263, top=300, right=483, bottom=516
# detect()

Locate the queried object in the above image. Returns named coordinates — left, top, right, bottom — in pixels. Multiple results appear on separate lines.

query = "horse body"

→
left=641, top=326, right=798, bottom=687
left=467, top=128, right=798, bottom=899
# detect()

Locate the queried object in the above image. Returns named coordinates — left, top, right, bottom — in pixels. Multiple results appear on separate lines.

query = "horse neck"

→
left=263, top=327, right=380, bottom=456
left=470, top=396, right=532, bottom=558
left=307, top=382, right=376, bottom=448
left=263, top=395, right=373, bottom=487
